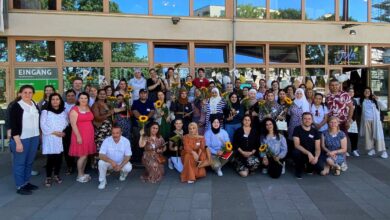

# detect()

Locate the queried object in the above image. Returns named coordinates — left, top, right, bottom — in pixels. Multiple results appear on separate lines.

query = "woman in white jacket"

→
left=359, top=87, right=387, bottom=159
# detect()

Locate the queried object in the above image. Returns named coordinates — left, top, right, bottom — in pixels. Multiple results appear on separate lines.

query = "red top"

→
left=326, top=91, right=352, bottom=123
left=193, top=77, right=210, bottom=89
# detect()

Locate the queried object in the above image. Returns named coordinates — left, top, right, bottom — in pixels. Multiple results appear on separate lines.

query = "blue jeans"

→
left=10, top=136, right=39, bottom=188
left=225, top=123, right=241, bottom=142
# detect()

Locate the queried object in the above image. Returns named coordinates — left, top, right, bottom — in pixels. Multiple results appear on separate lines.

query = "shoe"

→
left=346, top=152, right=350, bottom=157
left=16, top=187, right=32, bottom=195
left=281, top=162, right=286, bottom=175
left=380, top=151, right=388, bottom=159
left=168, top=158, right=174, bottom=170
left=76, top=175, right=90, bottom=183
left=217, top=168, right=223, bottom=177
left=31, top=170, right=40, bottom=176
left=262, top=168, right=268, bottom=174
left=340, top=162, right=348, bottom=172
left=119, top=172, right=128, bottom=181
left=187, top=181, right=194, bottom=184
left=98, top=180, right=106, bottom=190
left=24, top=183, right=38, bottom=191
left=352, top=150, right=360, bottom=157
left=295, top=172, right=302, bottom=179
left=368, top=149, right=376, bottom=156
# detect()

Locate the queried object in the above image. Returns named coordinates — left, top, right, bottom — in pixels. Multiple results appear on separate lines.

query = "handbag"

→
left=156, top=154, right=167, bottom=164
left=276, top=120, right=288, bottom=131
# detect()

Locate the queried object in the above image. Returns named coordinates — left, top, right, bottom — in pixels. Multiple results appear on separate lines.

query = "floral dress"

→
left=115, top=102, right=131, bottom=141
left=323, top=130, right=346, bottom=165
left=287, top=104, right=304, bottom=140
left=141, top=136, right=166, bottom=183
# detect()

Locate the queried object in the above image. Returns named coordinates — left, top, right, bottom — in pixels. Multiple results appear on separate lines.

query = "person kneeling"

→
left=98, top=126, right=132, bottom=189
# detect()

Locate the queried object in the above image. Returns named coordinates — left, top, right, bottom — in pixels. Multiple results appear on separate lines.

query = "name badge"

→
left=243, top=134, right=248, bottom=138
left=236, top=110, right=240, bottom=114
left=196, top=142, right=200, bottom=146
left=185, top=107, right=189, bottom=110
left=200, top=80, right=203, bottom=83
left=308, top=134, right=314, bottom=138
left=151, top=144, right=156, bottom=149
left=147, top=108, right=151, bottom=112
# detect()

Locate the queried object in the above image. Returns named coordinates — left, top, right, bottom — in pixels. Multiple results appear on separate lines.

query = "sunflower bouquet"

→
left=220, top=141, right=233, bottom=160
left=258, top=99, right=270, bottom=115
left=259, top=143, right=282, bottom=165
left=169, top=134, right=183, bottom=157
left=184, top=81, right=193, bottom=90
left=138, top=115, right=149, bottom=129
left=127, top=85, right=133, bottom=93
left=241, top=97, right=251, bottom=112
left=284, top=97, right=293, bottom=107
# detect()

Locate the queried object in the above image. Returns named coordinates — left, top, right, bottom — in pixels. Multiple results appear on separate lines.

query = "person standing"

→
left=147, top=68, right=165, bottom=102
left=69, top=92, right=96, bottom=183
left=193, top=68, right=210, bottom=89
left=10, top=85, right=40, bottom=195
left=310, top=93, right=329, bottom=133
left=205, top=88, right=226, bottom=131
left=347, top=88, right=359, bottom=157
left=40, top=93, right=68, bottom=187
left=63, top=89, right=77, bottom=175
left=128, top=68, right=147, bottom=101
left=38, top=85, right=55, bottom=110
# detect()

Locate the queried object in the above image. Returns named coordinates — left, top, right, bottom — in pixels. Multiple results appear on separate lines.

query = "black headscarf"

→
left=46, top=93, right=65, bottom=114
left=210, top=114, right=222, bottom=134
left=228, top=92, right=241, bottom=110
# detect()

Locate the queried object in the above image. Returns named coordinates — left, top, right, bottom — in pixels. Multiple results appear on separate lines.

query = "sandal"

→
left=45, top=178, right=52, bottom=187
left=65, top=168, right=73, bottom=176
left=53, top=176, right=63, bottom=184
left=333, top=165, right=341, bottom=176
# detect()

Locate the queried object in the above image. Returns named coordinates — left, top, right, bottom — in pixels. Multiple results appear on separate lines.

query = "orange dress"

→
left=180, top=134, right=208, bottom=182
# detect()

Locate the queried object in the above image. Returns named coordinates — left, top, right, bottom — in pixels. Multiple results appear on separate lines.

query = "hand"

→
left=372, top=95, right=378, bottom=100
left=311, top=157, right=318, bottom=165
left=140, top=129, right=144, bottom=136
left=263, top=157, right=269, bottom=166
left=307, top=152, right=315, bottom=163
left=273, top=156, right=280, bottom=162
left=114, top=165, right=122, bottom=172
left=217, top=150, right=223, bottom=156
left=16, top=142, right=23, bottom=153
left=192, top=151, right=199, bottom=161
left=76, top=135, right=82, bottom=144
left=277, top=116, right=284, bottom=121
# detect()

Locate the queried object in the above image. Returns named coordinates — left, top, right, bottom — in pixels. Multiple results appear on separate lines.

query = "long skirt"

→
left=141, top=151, right=165, bottom=183
left=95, top=119, right=112, bottom=151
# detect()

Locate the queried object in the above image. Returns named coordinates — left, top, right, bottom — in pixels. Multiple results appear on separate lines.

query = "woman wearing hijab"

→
left=287, top=88, right=310, bottom=142
left=204, top=116, right=230, bottom=177
left=224, top=93, right=244, bottom=141
left=205, top=88, right=226, bottom=131
left=170, top=89, right=193, bottom=133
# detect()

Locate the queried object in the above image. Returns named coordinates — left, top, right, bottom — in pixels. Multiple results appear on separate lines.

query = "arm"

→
left=338, top=136, right=347, bottom=154
left=69, top=110, right=82, bottom=144
left=92, top=104, right=112, bottom=121
left=321, top=134, right=329, bottom=154
left=147, top=79, right=160, bottom=91
left=99, top=153, right=117, bottom=167
left=139, top=135, right=147, bottom=148
left=40, top=110, right=52, bottom=135
left=314, top=139, right=321, bottom=160
left=293, top=137, right=312, bottom=156
left=278, top=136, right=288, bottom=159
left=132, top=110, right=141, bottom=119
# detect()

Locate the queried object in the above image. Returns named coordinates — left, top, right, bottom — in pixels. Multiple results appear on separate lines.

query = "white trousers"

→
left=98, top=160, right=132, bottom=182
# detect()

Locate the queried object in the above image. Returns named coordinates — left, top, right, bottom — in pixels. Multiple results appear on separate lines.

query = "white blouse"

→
left=40, top=110, right=68, bottom=154
left=19, top=100, right=40, bottom=139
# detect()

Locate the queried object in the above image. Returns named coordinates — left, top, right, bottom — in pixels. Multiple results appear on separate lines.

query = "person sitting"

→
left=321, top=117, right=347, bottom=176
left=292, top=112, right=324, bottom=179
left=204, top=116, right=230, bottom=177
left=98, top=126, right=132, bottom=189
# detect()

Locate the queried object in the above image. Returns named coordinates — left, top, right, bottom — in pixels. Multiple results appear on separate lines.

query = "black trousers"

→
left=131, top=126, right=144, bottom=163
left=267, top=156, right=284, bottom=179
left=46, top=154, right=62, bottom=178
left=292, top=149, right=324, bottom=176
left=62, top=125, right=76, bottom=170
left=348, top=133, right=359, bottom=151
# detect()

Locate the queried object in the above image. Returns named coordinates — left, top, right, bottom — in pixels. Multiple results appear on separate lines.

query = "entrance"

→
left=340, top=68, right=368, bottom=98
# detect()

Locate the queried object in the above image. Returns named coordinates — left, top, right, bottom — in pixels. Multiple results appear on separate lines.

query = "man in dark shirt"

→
left=292, top=112, right=324, bottom=179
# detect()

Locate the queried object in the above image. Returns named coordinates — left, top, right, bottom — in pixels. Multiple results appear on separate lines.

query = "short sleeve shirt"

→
left=99, top=136, right=132, bottom=164
left=326, top=91, right=351, bottom=123
left=293, top=126, right=320, bottom=153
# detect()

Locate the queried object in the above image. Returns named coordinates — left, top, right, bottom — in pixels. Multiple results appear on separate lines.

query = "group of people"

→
left=7, top=67, right=388, bottom=195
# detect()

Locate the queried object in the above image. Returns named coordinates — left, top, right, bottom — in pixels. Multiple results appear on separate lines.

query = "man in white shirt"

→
left=98, top=126, right=132, bottom=189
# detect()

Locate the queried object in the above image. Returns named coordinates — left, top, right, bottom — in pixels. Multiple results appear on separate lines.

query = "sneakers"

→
left=76, top=174, right=91, bottom=183
left=16, top=187, right=32, bottom=195
left=98, top=180, right=106, bottom=190
left=368, top=149, right=376, bottom=156
left=262, top=168, right=268, bottom=174
left=187, top=180, right=194, bottom=184
left=217, top=168, right=223, bottom=177
left=24, top=183, right=39, bottom=191
left=380, top=151, right=388, bottom=159
left=346, top=152, right=350, bottom=157
left=295, top=171, right=302, bottom=179
left=168, top=158, right=174, bottom=170
left=281, top=162, right=286, bottom=175
left=119, top=171, right=128, bottom=181
left=352, top=150, right=360, bottom=157
left=340, top=162, right=348, bottom=172
left=31, top=170, right=40, bottom=176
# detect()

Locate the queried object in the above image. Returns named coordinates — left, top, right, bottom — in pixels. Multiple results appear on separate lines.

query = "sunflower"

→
left=259, top=144, right=268, bottom=152
left=124, top=94, right=130, bottom=100
left=258, top=100, right=266, bottom=106
left=107, top=96, right=117, bottom=101
left=185, top=81, right=193, bottom=87
left=139, top=115, right=149, bottom=123
left=285, top=97, right=293, bottom=105
left=155, top=100, right=163, bottom=108
left=200, top=86, right=207, bottom=91
left=127, top=86, right=133, bottom=92
left=86, top=76, right=94, bottom=81
left=225, top=142, right=233, bottom=152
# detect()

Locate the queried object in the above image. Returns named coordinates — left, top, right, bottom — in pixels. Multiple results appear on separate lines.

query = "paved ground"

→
left=1, top=143, right=390, bottom=220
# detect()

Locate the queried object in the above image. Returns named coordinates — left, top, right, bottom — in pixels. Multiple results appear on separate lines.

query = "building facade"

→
left=0, top=0, right=389, bottom=108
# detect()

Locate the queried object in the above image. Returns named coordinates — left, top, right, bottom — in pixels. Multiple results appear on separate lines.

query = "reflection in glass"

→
left=63, top=67, right=104, bottom=91
left=194, top=0, right=225, bottom=17
left=154, top=45, right=188, bottom=63
left=195, top=46, right=227, bottom=63
left=64, top=41, right=103, bottom=62
left=16, top=40, right=55, bottom=62
left=153, top=0, right=189, bottom=16
left=109, top=0, right=148, bottom=14
left=162, top=67, right=190, bottom=79
left=13, top=0, right=56, bottom=9
left=270, top=0, right=301, bottom=19
left=111, top=67, right=149, bottom=81
left=305, top=0, right=334, bottom=20
left=339, top=0, right=367, bottom=22
left=237, top=68, right=266, bottom=84
left=236, top=46, right=264, bottom=64
left=305, top=45, right=325, bottom=65
left=269, top=68, right=301, bottom=89
left=236, top=0, right=266, bottom=19
left=112, top=42, right=148, bottom=63
left=372, top=0, right=390, bottom=23
left=269, top=46, right=300, bottom=63
left=370, top=68, right=389, bottom=109
left=195, top=67, right=230, bottom=79
left=62, top=0, right=103, bottom=12
left=0, top=38, right=7, bottom=62
left=0, top=69, right=6, bottom=104
left=305, top=68, right=326, bottom=93
left=328, top=45, right=366, bottom=65
left=371, top=47, right=390, bottom=64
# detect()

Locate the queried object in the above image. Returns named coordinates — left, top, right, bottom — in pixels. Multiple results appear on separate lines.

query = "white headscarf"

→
left=209, top=88, right=222, bottom=113
left=294, top=88, right=310, bottom=112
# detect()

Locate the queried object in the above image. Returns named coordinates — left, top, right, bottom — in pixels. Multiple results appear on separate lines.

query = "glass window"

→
left=16, top=40, right=55, bottom=62
left=194, top=0, right=225, bottom=17
left=372, top=0, right=390, bottom=23
left=13, top=0, right=57, bottom=10
left=270, top=0, right=301, bottom=20
left=195, top=67, right=230, bottom=79
left=340, top=0, right=368, bottom=22
left=111, top=67, right=149, bottom=81
left=162, top=67, right=190, bottom=79
left=236, top=46, right=264, bottom=64
left=269, top=46, right=300, bottom=63
left=269, top=67, right=301, bottom=89
left=305, top=0, right=335, bottom=21
left=62, top=0, right=103, bottom=12
left=195, top=46, right=227, bottom=63
left=109, top=0, right=148, bottom=14
left=0, top=69, right=6, bottom=104
left=237, top=68, right=266, bottom=84
left=63, top=67, right=104, bottom=91
left=328, top=45, right=366, bottom=65
left=370, top=67, right=389, bottom=109
left=0, top=38, right=7, bottom=62
left=153, top=0, right=189, bottom=16
left=112, top=42, right=148, bottom=63
left=64, top=41, right=103, bottom=62
left=154, top=45, right=188, bottom=63
left=305, top=45, right=325, bottom=65
left=371, top=47, right=390, bottom=64
left=305, top=68, right=326, bottom=93
left=236, top=0, right=266, bottom=19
